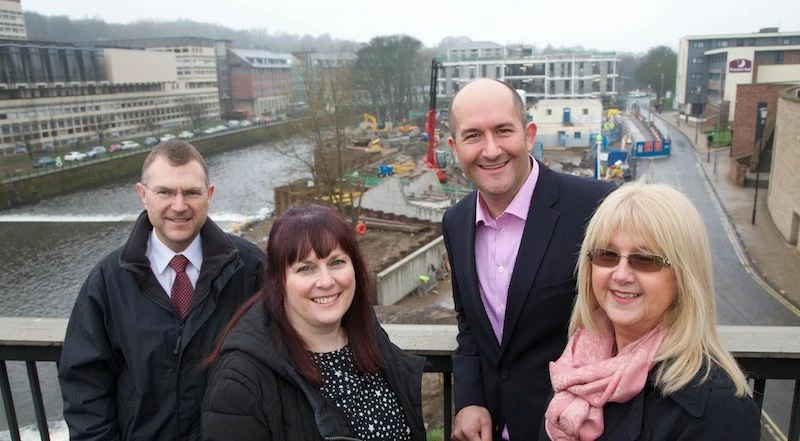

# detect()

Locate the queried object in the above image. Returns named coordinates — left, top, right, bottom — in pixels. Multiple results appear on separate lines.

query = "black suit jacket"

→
left=442, top=161, right=614, bottom=441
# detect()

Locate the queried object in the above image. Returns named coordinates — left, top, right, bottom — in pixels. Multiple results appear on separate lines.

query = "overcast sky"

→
left=20, top=0, right=800, bottom=53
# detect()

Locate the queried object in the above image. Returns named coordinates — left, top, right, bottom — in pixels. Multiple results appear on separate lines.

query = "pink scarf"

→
left=544, top=312, right=664, bottom=441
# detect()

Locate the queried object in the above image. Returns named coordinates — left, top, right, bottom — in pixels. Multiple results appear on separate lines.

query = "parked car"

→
left=121, top=140, right=141, bottom=149
left=178, top=131, right=194, bottom=139
left=14, top=145, right=28, bottom=154
left=144, top=137, right=159, bottom=146
left=33, top=156, right=56, bottom=168
left=41, top=142, right=55, bottom=151
left=64, top=151, right=87, bottom=161
left=108, top=144, right=123, bottom=153
left=85, top=146, right=107, bottom=158
left=227, top=120, right=241, bottom=128
left=239, top=120, right=252, bottom=127
left=159, top=133, right=176, bottom=143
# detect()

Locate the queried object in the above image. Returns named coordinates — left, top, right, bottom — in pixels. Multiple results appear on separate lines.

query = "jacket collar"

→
left=623, top=367, right=714, bottom=439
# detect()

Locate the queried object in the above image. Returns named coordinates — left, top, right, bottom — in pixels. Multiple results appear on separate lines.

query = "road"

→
left=635, top=121, right=800, bottom=440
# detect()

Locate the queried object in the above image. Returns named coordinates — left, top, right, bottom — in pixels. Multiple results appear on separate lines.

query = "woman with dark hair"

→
left=202, top=204, right=426, bottom=441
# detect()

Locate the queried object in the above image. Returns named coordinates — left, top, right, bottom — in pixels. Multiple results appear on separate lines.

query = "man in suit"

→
left=443, top=79, right=614, bottom=441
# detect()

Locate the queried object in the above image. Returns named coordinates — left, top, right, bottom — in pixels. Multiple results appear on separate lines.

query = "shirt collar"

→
left=147, top=231, right=203, bottom=274
left=475, top=155, right=539, bottom=225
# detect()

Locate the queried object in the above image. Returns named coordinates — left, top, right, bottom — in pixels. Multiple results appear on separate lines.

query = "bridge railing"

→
left=1, top=319, right=799, bottom=441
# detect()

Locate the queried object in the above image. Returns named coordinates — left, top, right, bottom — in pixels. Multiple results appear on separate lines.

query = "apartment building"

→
left=227, top=48, right=293, bottom=118
left=0, top=0, right=26, bottom=41
left=676, top=28, right=800, bottom=118
left=0, top=39, right=220, bottom=154
left=438, top=42, right=619, bottom=103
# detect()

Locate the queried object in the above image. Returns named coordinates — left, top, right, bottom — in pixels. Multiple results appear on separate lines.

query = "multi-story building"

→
left=226, top=48, right=293, bottom=118
left=0, top=39, right=220, bottom=155
left=438, top=42, right=619, bottom=104
left=0, top=0, right=26, bottom=41
left=100, top=37, right=222, bottom=126
left=675, top=28, right=800, bottom=118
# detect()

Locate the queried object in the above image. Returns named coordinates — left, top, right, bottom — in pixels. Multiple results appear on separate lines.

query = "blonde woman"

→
left=541, top=182, right=759, bottom=441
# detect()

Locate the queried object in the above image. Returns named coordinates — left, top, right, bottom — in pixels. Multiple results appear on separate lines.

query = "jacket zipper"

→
left=173, top=322, right=183, bottom=355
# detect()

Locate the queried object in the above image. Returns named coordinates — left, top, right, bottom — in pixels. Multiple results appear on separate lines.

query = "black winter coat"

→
left=539, top=364, right=760, bottom=440
left=202, top=301, right=427, bottom=441
left=59, top=212, right=265, bottom=441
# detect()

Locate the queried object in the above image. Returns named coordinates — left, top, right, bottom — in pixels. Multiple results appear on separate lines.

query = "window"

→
left=716, top=40, right=729, bottom=48
left=546, top=109, right=552, bottom=115
left=691, top=57, right=704, bottom=64
left=692, top=41, right=705, bottom=48
left=582, top=108, right=589, bottom=115
left=690, top=73, right=704, bottom=80
left=574, top=132, right=582, bottom=139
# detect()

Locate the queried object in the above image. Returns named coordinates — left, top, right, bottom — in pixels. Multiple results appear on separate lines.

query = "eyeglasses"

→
left=140, top=183, right=207, bottom=201
left=587, top=248, right=671, bottom=272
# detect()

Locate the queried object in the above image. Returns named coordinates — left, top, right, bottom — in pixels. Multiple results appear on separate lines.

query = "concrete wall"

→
left=376, top=236, right=447, bottom=305
left=103, top=49, right=177, bottom=84
left=767, top=87, right=800, bottom=248
left=360, top=173, right=448, bottom=222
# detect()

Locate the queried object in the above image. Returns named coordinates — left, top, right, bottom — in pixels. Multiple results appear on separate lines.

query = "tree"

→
left=272, top=51, right=367, bottom=223
left=354, top=35, right=425, bottom=124
left=180, top=98, right=206, bottom=130
left=634, top=46, right=677, bottom=99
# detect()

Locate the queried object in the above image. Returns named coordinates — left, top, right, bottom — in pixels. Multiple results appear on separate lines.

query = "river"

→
left=0, top=139, right=312, bottom=438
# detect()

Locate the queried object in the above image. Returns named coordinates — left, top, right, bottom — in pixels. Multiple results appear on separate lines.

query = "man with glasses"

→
left=443, top=79, right=614, bottom=441
left=59, top=139, right=265, bottom=441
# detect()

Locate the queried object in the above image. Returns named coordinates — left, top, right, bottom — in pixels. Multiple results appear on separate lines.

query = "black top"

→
left=313, top=345, right=412, bottom=441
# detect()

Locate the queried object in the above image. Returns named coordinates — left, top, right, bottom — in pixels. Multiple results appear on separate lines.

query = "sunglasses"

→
left=587, top=248, right=671, bottom=272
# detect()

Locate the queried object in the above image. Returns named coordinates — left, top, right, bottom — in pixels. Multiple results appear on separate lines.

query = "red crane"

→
left=425, top=59, right=446, bottom=183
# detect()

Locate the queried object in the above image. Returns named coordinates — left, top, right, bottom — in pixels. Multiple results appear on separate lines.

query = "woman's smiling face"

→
left=283, top=245, right=356, bottom=338
left=591, top=230, right=676, bottom=350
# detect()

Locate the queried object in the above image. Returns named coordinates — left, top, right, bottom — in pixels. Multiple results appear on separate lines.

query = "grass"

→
left=704, top=128, right=732, bottom=147
left=427, top=428, right=444, bottom=441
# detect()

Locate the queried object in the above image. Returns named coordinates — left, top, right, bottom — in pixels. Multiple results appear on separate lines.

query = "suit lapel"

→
left=500, top=164, right=561, bottom=353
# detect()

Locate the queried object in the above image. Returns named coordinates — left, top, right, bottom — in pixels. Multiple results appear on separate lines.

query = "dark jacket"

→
left=201, top=301, right=427, bottom=441
left=59, top=211, right=265, bottom=441
left=442, top=161, right=614, bottom=440
left=538, top=364, right=761, bottom=440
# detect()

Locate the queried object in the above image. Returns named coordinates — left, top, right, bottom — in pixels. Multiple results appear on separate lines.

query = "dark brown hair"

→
left=206, top=204, right=382, bottom=387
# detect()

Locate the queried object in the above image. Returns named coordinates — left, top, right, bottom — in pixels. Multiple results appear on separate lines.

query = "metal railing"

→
left=1, top=319, right=799, bottom=441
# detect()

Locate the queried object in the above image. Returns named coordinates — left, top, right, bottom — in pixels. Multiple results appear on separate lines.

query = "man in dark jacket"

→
left=58, top=139, right=264, bottom=441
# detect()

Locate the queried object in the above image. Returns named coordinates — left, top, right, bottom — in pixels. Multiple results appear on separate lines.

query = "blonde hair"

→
left=570, top=181, right=749, bottom=396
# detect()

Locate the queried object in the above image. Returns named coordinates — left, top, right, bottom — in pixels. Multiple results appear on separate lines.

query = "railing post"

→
left=26, top=361, right=51, bottom=441
left=444, top=373, right=452, bottom=441
left=0, top=361, right=22, bottom=441
left=789, top=381, right=800, bottom=441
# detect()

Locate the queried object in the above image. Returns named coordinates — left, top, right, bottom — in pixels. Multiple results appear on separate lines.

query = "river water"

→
left=0, top=139, right=312, bottom=438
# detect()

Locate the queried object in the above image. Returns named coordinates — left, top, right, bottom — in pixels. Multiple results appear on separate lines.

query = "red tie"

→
left=169, top=255, right=193, bottom=320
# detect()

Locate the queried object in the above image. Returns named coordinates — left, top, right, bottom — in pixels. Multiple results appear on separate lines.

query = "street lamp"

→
left=660, top=72, right=665, bottom=100
left=751, top=104, right=768, bottom=225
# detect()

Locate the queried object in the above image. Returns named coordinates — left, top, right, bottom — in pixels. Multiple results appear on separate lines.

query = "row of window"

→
left=692, top=37, right=796, bottom=49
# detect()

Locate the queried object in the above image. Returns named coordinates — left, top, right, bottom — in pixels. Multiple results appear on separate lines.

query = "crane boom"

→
left=426, top=58, right=440, bottom=167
